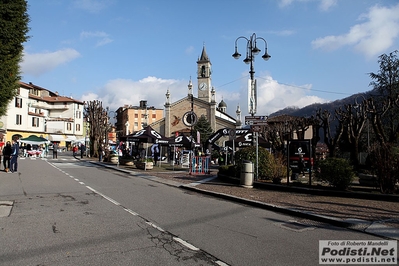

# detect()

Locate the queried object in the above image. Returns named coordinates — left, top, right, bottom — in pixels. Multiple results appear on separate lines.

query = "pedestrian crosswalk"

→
left=19, top=157, right=79, bottom=161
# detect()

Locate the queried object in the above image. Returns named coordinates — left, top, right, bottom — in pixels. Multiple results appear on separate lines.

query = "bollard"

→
left=240, top=160, right=254, bottom=188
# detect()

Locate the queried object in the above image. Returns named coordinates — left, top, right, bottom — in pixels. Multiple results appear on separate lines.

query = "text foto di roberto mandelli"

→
left=319, top=240, right=397, bottom=265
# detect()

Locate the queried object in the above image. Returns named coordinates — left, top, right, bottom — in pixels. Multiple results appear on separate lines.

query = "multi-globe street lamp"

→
left=232, top=33, right=271, bottom=116
left=232, top=33, right=271, bottom=181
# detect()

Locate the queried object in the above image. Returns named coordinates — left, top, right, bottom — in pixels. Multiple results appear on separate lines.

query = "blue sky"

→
left=21, top=0, right=399, bottom=117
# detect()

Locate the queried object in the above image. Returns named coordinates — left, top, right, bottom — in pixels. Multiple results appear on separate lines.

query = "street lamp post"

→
left=232, top=33, right=271, bottom=117
left=233, top=33, right=270, bottom=181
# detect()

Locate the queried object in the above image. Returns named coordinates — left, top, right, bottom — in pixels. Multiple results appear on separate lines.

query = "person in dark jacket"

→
left=10, top=139, right=19, bottom=173
left=53, top=142, right=58, bottom=159
left=3, top=141, right=12, bottom=172
left=80, top=144, right=86, bottom=158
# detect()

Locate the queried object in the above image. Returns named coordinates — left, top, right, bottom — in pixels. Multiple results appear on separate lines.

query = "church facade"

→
left=150, top=46, right=242, bottom=141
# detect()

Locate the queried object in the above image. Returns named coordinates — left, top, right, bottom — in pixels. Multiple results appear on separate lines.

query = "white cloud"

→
left=312, top=4, right=399, bottom=58
left=80, top=77, right=186, bottom=111
left=252, top=75, right=326, bottom=115
left=20, top=48, right=81, bottom=76
left=319, top=0, right=337, bottom=11
left=278, top=0, right=337, bottom=11
left=72, top=0, right=115, bottom=13
left=185, top=46, right=195, bottom=55
left=80, top=31, right=113, bottom=47
left=81, top=74, right=328, bottom=118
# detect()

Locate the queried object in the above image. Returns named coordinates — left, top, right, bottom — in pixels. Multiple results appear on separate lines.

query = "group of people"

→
left=0, top=139, right=20, bottom=173
left=72, top=143, right=86, bottom=159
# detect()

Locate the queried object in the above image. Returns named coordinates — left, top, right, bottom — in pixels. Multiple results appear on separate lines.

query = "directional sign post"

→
left=245, top=116, right=268, bottom=125
left=244, top=116, right=268, bottom=181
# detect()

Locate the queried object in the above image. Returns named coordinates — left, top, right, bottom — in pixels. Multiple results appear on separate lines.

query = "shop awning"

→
left=48, top=134, right=65, bottom=142
left=66, top=136, right=77, bottom=142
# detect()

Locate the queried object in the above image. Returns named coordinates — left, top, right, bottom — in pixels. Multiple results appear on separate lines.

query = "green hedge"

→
left=315, top=157, right=354, bottom=190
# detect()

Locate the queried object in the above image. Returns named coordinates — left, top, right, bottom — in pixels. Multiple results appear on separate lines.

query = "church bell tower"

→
left=197, top=45, right=212, bottom=102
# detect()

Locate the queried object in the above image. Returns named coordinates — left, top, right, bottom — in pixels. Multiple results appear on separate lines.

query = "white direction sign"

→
left=245, top=115, right=268, bottom=126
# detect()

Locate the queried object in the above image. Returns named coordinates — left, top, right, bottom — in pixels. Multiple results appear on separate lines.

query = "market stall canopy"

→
left=125, top=126, right=172, bottom=144
left=225, top=131, right=270, bottom=149
left=19, top=135, right=50, bottom=145
left=169, top=135, right=199, bottom=149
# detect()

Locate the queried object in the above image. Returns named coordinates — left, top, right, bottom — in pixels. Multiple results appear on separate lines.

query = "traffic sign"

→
left=245, top=120, right=268, bottom=126
left=252, top=121, right=268, bottom=125
left=245, top=115, right=268, bottom=121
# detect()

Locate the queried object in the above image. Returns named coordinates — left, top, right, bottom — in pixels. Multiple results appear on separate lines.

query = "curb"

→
left=88, top=160, right=399, bottom=240
left=179, top=185, right=399, bottom=240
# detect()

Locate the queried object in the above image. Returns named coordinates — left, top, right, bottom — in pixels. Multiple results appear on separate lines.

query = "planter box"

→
left=119, top=158, right=134, bottom=166
left=135, top=161, right=153, bottom=170
left=109, top=156, right=119, bottom=164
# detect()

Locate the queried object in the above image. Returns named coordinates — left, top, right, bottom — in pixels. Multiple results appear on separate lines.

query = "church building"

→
left=150, top=46, right=242, bottom=141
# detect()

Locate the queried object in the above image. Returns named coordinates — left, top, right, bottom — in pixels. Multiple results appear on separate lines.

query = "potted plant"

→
left=109, top=154, right=119, bottom=164
left=135, top=158, right=154, bottom=170
left=119, top=155, right=134, bottom=166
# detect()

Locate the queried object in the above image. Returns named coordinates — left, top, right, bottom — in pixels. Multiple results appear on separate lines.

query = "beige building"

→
left=115, top=100, right=163, bottom=137
left=0, top=82, right=84, bottom=149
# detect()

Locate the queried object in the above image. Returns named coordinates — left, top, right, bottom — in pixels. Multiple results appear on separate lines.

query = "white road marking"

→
left=46, top=160, right=228, bottom=265
left=172, top=237, right=200, bottom=251
left=146, top=221, right=165, bottom=232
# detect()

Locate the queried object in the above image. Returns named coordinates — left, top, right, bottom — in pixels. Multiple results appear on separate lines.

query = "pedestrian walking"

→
left=152, top=144, right=160, bottom=166
left=98, top=145, right=103, bottom=162
left=72, top=145, right=78, bottom=157
left=299, top=154, right=306, bottom=178
left=80, top=144, right=86, bottom=158
left=3, top=141, right=12, bottom=172
left=53, top=142, right=58, bottom=159
left=10, top=139, right=19, bottom=173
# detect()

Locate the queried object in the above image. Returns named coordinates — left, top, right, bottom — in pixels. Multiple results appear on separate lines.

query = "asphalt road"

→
left=0, top=153, right=387, bottom=265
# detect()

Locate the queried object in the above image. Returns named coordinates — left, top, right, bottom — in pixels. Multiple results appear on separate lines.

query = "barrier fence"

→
left=190, top=156, right=211, bottom=175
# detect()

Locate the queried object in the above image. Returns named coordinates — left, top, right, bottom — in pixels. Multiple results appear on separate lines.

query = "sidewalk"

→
left=89, top=159, right=399, bottom=241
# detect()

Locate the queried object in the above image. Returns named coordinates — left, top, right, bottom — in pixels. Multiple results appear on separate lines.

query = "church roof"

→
left=218, top=99, right=227, bottom=108
left=198, top=45, right=209, bottom=62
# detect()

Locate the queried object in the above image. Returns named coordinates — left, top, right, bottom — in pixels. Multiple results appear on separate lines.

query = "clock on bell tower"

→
left=197, top=45, right=212, bottom=102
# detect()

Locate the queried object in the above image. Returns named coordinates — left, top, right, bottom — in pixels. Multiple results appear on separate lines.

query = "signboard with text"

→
left=245, top=116, right=268, bottom=126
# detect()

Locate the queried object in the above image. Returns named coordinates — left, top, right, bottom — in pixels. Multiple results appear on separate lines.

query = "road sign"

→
left=252, top=121, right=268, bottom=125
left=245, top=115, right=268, bottom=121
left=245, top=120, right=268, bottom=126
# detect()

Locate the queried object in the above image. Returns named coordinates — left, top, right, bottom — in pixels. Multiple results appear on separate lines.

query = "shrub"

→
left=315, top=157, right=354, bottom=190
left=367, top=143, right=399, bottom=194
left=269, top=152, right=288, bottom=180
left=218, top=165, right=237, bottom=177
left=234, top=146, right=280, bottom=180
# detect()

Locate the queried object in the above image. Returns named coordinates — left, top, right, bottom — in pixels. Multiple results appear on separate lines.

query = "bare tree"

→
left=84, top=100, right=108, bottom=158
left=335, top=100, right=367, bottom=166
left=316, top=108, right=344, bottom=158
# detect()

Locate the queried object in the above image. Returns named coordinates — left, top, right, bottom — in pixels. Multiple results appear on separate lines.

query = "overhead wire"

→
left=213, top=75, right=354, bottom=96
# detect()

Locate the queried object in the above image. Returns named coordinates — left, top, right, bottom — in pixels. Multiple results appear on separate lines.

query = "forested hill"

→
left=269, top=89, right=378, bottom=118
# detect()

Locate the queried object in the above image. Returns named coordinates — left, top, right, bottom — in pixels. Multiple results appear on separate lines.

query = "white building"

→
left=0, top=81, right=84, bottom=150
